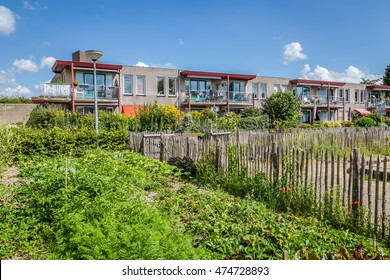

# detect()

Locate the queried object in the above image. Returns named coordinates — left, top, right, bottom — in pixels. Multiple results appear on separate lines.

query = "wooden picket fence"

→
left=128, top=127, right=390, bottom=237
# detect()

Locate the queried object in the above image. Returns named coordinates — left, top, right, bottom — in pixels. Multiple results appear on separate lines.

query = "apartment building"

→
left=33, top=50, right=390, bottom=123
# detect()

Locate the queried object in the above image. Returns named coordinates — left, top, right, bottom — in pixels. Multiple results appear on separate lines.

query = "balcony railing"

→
left=180, top=90, right=253, bottom=105
left=43, top=84, right=119, bottom=100
left=367, top=98, right=390, bottom=108
left=43, top=83, right=71, bottom=97
left=299, top=95, right=343, bottom=106
left=75, top=85, right=119, bottom=99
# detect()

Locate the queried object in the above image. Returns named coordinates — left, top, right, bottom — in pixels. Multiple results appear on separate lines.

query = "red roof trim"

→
left=366, top=85, right=390, bottom=90
left=52, top=60, right=123, bottom=73
left=180, top=70, right=256, bottom=80
left=290, top=79, right=345, bottom=87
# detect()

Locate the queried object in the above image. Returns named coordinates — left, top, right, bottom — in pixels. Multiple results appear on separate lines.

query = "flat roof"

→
left=290, top=79, right=346, bottom=87
left=180, top=70, right=256, bottom=81
left=366, top=85, right=390, bottom=91
left=52, top=60, right=123, bottom=73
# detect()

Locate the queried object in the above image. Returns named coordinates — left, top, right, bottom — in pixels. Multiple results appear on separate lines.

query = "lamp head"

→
left=85, top=50, right=103, bottom=62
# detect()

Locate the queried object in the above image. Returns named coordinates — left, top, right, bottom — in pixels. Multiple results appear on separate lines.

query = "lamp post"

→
left=85, top=50, right=103, bottom=133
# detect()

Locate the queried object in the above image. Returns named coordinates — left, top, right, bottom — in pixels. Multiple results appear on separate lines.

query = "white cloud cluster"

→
left=13, top=58, right=39, bottom=72
left=283, top=42, right=307, bottom=64
left=135, top=61, right=176, bottom=69
left=2, top=85, right=31, bottom=96
left=300, top=64, right=382, bottom=83
left=12, top=56, right=56, bottom=72
left=23, top=1, right=48, bottom=10
left=0, top=5, right=16, bottom=35
left=135, top=61, right=149, bottom=67
left=0, top=56, right=56, bottom=97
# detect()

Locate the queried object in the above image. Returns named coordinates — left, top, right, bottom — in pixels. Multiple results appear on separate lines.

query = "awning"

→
left=354, top=109, right=371, bottom=115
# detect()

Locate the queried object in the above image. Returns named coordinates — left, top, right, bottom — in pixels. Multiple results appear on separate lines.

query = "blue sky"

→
left=1, top=0, right=390, bottom=97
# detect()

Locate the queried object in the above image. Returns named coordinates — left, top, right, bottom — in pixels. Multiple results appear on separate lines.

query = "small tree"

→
left=383, top=64, right=390, bottom=86
left=262, top=91, right=301, bottom=129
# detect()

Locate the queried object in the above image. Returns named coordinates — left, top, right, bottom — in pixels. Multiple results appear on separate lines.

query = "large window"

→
left=157, top=77, right=165, bottom=96
left=137, top=75, right=145, bottom=95
left=274, top=84, right=280, bottom=93
left=124, top=75, right=133, bottom=95
left=281, top=84, right=287, bottom=92
left=339, top=89, right=344, bottom=101
left=354, top=90, right=359, bottom=103
left=168, top=78, right=176, bottom=96
left=345, top=89, right=350, bottom=102
left=360, top=90, right=365, bottom=103
left=260, top=83, right=267, bottom=99
left=252, top=83, right=259, bottom=99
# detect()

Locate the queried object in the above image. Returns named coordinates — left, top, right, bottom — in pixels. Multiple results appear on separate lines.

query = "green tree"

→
left=262, top=91, right=301, bottom=129
left=360, top=78, right=380, bottom=85
left=383, top=64, right=390, bottom=85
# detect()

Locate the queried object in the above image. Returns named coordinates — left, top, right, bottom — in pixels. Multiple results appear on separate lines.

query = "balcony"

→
left=75, top=85, right=119, bottom=100
left=299, top=95, right=343, bottom=107
left=367, top=98, right=390, bottom=109
left=43, top=83, right=71, bottom=97
left=180, top=90, right=253, bottom=106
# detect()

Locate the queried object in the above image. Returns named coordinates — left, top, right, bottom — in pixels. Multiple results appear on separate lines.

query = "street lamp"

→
left=85, top=50, right=103, bottom=133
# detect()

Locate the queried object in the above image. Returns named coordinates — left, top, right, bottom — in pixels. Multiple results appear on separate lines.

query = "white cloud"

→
left=300, top=64, right=382, bottom=83
left=1, top=85, right=31, bottom=96
left=135, top=61, right=149, bottom=67
left=23, top=1, right=47, bottom=10
left=13, top=58, right=39, bottom=72
left=162, top=63, right=176, bottom=69
left=283, top=42, right=307, bottom=64
left=40, top=56, right=56, bottom=69
left=0, top=5, right=16, bottom=36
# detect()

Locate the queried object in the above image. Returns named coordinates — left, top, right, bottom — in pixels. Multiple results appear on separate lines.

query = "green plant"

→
left=262, top=92, right=301, bottom=129
left=355, top=116, right=377, bottom=127
left=237, top=115, right=269, bottom=130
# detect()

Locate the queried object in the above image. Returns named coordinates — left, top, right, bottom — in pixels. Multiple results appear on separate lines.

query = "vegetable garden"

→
left=1, top=103, right=390, bottom=260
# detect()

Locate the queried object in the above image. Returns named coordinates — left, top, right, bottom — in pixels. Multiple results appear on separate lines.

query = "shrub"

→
left=341, top=121, right=355, bottom=127
left=262, top=91, right=301, bottom=129
left=0, top=96, right=32, bottom=104
left=299, top=123, right=313, bottom=129
left=237, top=115, right=269, bottom=130
left=355, top=116, right=377, bottom=127
left=240, top=107, right=262, bottom=118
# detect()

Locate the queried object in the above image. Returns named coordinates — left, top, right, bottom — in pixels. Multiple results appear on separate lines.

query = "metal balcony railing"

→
left=75, top=85, right=119, bottom=99
left=43, top=83, right=71, bottom=97
left=299, top=95, right=343, bottom=106
left=180, top=90, right=253, bottom=105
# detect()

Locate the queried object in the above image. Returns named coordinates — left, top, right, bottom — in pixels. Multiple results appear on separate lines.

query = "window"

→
left=260, top=83, right=267, bottom=99
left=252, top=83, right=259, bottom=99
left=345, top=89, right=350, bottom=102
left=274, top=84, right=280, bottom=93
left=354, top=90, right=359, bottom=103
left=339, top=89, right=344, bottom=101
left=136, top=75, right=145, bottom=95
left=360, top=90, right=365, bottom=103
left=168, top=78, right=176, bottom=96
left=124, top=75, right=133, bottom=95
left=157, top=77, right=165, bottom=96
left=281, top=84, right=287, bottom=92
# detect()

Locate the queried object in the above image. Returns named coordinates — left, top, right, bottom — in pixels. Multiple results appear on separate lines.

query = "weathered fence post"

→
left=382, top=156, right=387, bottom=238
left=352, top=148, right=360, bottom=227
left=271, top=142, right=278, bottom=185
left=215, top=138, right=221, bottom=172
left=159, top=133, right=164, bottom=162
